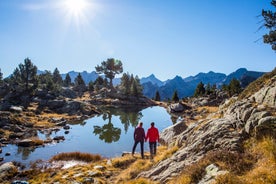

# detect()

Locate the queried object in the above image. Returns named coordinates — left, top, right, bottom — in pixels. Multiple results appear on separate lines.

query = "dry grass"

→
left=213, top=137, right=276, bottom=184
left=236, top=137, right=276, bottom=184
left=113, top=146, right=178, bottom=183
left=168, top=146, right=257, bottom=184
left=50, top=152, right=102, bottom=162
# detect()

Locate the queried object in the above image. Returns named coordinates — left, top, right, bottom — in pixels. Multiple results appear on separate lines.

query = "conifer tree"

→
left=38, top=70, right=54, bottom=90
left=120, top=73, right=131, bottom=95
left=64, top=73, right=72, bottom=87
left=12, top=58, right=38, bottom=92
left=74, top=73, right=85, bottom=86
left=228, top=78, right=242, bottom=96
left=155, top=91, right=161, bottom=101
left=262, top=0, right=276, bottom=51
left=94, top=76, right=104, bottom=91
left=88, top=81, right=94, bottom=91
left=95, top=58, right=123, bottom=88
left=172, top=90, right=179, bottom=102
left=53, top=68, right=62, bottom=85
left=194, top=81, right=205, bottom=97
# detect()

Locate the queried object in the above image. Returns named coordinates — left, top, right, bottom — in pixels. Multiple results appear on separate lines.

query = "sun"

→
left=64, top=0, right=88, bottom=16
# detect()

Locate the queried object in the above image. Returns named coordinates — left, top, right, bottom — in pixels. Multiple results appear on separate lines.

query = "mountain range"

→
left=60, top=68, right=265, bottom=100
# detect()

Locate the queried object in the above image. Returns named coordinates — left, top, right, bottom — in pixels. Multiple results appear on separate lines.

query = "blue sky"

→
left=0, top=0, right=275, bottom=80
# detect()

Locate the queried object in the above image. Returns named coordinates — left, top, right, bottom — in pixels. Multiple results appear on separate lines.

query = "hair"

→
left=151, top=122, right=155, bottom=126
left=139, top=122, right=143, bottom=126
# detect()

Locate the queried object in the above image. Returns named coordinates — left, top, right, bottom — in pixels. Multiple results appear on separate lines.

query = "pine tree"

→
left=172, top=90, right=179, bottom=102
left=228, top=78, right=242, bottom=96
left=194, top=81, right=205, bottom=97
left=94, top=76, right=104, bottom=91
left=38, top=70, right=54, bottom=91
left=53, top=68, right=62, bottom=85
left=155, top=91, right=161, bottom=101
left=205, top=83, right=212, bottom=95
left=13, top=58, right=38, bottom=92
left=64, top=73, right=72, bottom=87
left=95, top=58, right=123, bottom=88
left=134, top=75, right=143, bottom=96
left=88, top=81, right=94, bottom=91
left=120, top=73, right=131, bottom=95
left=262, top=0, right=276, bottom=51
left=75, top=73, right=85, bottom=86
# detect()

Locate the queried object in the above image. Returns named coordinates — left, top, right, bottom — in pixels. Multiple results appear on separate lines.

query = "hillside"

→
left=139, top=67, right=276, bottom=183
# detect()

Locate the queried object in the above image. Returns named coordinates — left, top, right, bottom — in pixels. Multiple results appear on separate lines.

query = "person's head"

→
left=139, top=122, right=143, bottom=127
left=151, top=122, right=155, bottom=127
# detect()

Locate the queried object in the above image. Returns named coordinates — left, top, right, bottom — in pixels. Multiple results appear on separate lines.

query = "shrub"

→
left=50, top=152, right=101, bottom=162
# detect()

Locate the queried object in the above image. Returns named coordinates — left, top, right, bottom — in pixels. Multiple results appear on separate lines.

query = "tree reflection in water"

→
left=17, top=146, right=36, bottom=160
left=93, top=112, right=121, bottom=143
left=93, top=106, right=144, bottom=143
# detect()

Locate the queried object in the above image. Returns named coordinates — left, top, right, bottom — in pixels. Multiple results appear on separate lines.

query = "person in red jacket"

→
left=146, top=122, right=160, bottom=159
left=132, top=122, right=145, bottom=159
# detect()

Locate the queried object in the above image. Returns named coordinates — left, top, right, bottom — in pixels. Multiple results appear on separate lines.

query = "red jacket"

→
left=146, top=126, right=159, bottom=142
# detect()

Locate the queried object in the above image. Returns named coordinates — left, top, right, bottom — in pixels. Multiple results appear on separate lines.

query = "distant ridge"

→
left=141, top=68, right=265, bottom=100
left=41, top=68, right=266, bottom=99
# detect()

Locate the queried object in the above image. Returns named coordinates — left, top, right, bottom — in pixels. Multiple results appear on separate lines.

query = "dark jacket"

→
left=134, top=126, right=145, bottom=141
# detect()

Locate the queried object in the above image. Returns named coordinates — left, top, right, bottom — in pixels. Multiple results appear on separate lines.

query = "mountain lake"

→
left=1, top=106, right=173, bottom=166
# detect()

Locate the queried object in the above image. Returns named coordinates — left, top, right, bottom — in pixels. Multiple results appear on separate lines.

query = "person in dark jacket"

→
left=132, top=122, right=145, bottom=159
left=146, top=122, right=160, bottom=159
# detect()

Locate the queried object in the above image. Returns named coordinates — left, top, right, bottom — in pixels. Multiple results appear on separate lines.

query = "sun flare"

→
left=64, top=0, right=88, bottom=16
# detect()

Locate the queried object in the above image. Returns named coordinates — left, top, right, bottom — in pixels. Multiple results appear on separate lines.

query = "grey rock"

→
left=0, top=162, right=17, bottom=180
left=17, top=139, right=35, bottom=147
left=198, top=164, right=228, bottom=184
left=168, top=103, right=185, bottom=113
left=10, top=106, right=23, bottom=113
left=159, top=121, right=187, bottom=146
left=251, top=80, right=276, bottom=107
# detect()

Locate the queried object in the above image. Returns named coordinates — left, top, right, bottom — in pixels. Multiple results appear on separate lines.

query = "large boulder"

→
left=168, top=103, right=190, bottom=113
left=251, top=78, right=276, bottom=107
left=159, top=121, right=187, bottom=147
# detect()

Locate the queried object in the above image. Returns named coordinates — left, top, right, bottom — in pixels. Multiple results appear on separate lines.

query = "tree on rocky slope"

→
left=262, top=0, right=276, bottom=51
left=155, top=91, right=161, bottom=101
left=172, top=90, right=179, bottom=102
left=74, top=73, right=87, bottom=95
left=119, top=73, right=143, bottom=97
left=63, top=73, right=72, bottom=87
left=53, top=68, right=62, bottom=86
left=11, top=58, right=38, bottom=92
left=38, top=70, right=54, bottom=91
left=194, top=81, right=205, bottom=97
left=95, top=58, right=123, bottom=89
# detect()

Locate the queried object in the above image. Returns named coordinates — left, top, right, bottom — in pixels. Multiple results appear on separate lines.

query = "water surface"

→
left=1, top=106, right=172, bottom=165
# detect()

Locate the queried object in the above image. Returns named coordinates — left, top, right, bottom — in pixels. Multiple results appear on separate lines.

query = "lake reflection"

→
left=1, top=106, right=172, bottom=165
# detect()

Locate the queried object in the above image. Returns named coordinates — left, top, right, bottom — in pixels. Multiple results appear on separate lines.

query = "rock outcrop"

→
left=139, top=71, right=276, bottom=183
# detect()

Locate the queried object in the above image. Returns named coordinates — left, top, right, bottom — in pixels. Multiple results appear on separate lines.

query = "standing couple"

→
left=132, top=122, right=159, bottom=159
